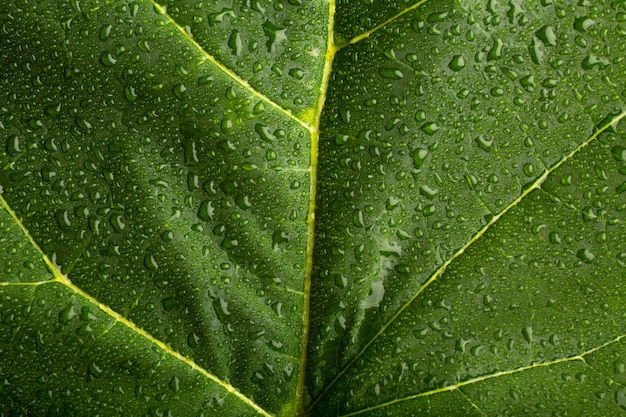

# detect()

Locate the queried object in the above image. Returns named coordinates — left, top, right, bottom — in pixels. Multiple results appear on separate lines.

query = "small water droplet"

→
left=487, top=38, right=504, bottom=61
left=289, top=68, right=304, bottom=80
left=475, top=135, right=493, bottom=152
left=99, top=51, right=117, bottom=67
left=535, top=25, right=556, bottom=46
left=172, top=84, right=187, bottom=98
left=228, top=29, right=243, bottom=55
left=522, top=325, right=533, bottom=343
left=448, top=55, right=466, bottom=71
left=255, top=123, right=276, bottom=142
left=576, top=248, right=595, bottom=263
left=410, top=147, right=428, bottom=168
left=197, top=200, right=214, bottom=221
left=574, top=16, right=595, bottom=33
left=144, top=253, right=159, bottom=271
left=352, top=209, right=364, bottom=227
left=187, top=332, right=200, bottom=348
left=419, top=185, right=439, bottom=199
left=183, top=138, right=199, bottom=165
left=379, top=67, right=404, bottom=79
left=420, top=122, right=439, bottom=135
left=100, top=24, right=113, bottom=41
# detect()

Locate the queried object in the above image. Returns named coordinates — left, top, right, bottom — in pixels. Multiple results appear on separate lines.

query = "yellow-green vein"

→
left=0, top=194, right=273, bottom=417
left=148, top=0, right=310, bottom=131
left=295, top=1, right=338, bottom=415
left=308, top=109, right=626, bottom=411
left=337, top=0, right=428, bottom=49
left=338, top=331, right=626, bottom=416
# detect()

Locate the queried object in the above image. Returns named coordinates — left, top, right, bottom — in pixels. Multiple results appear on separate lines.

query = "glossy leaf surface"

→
left=1, top=0, right=625, bottom=416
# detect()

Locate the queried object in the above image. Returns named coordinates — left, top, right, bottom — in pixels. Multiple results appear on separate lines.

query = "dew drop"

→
left=420, top=122, right=439, bottom=135
left=448, top=55, right=466, bottom=71
left=172, top=84, right=187, bottom=98
left=228, top=29, right=243, bottom=55
left=144, top=253, right=159, bottom=271
left=99, top=51, right=117, bottom=67
left=576, top=248, right=595, bottom=263
left=289, top=68, right=304, bottom=80
left=352, top=209, right=364, bottom=228
left=379, top=67, right=404, bottom=80
left=535, top=25, right=556, bottom=46
left=197, top=200, right=214, bottom=221
left=522, top=325, right=533, bottom=343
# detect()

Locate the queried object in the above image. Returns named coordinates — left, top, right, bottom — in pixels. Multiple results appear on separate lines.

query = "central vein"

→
left=294, top=1, right=338, bottom=415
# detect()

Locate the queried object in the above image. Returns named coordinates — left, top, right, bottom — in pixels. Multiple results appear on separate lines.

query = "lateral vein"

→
left=338, top=331, right=626, bottom=416
left=0, top=194, right=273, bottom=417
left=338, top=0, right=428, bottom=48
left=309, top=109, right=626, bottom=411
left=148, top=0, right=309, bottom=131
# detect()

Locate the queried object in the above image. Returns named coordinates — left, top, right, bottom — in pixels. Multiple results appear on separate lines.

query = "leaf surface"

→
left=1, top=0, right=626, bottom=416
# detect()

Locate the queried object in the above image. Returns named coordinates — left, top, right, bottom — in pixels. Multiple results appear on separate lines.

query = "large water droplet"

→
left=99, top=51, right=117, bottom=67
left=379, top=67, right=404, bottom=80
left=448, top=55, right=466, bottom=71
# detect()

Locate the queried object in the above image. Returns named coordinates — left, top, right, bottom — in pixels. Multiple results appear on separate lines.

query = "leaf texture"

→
left=1, top=0, right=626, bottom=416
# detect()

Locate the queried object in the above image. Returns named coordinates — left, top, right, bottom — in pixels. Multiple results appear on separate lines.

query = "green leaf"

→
left=1, top=1, right=626, bottom=416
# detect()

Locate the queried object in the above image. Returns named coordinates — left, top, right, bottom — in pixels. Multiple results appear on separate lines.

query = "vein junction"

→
left=294, top=1, right=338, bottom=415
left=309, top=106, right=626, bottom=409
left=0, top=194, right=272, bottom=417
left=148, top=0, right=309, bottom=131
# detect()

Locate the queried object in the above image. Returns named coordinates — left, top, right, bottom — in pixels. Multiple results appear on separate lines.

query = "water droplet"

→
left=475, top=135, right=493, bottom=152
left=262, top=20, right=287, bottom=52
left=99, top=51, right=117, bottom=67
left=161, top=297, right=178, bottom=311
left=410, top=147, right=428, bottom=168
left=75, top=117, right=92, bottom=131
left=169, top=376, right=180, bottom=392
left=529, top=38, right=543, bottom=64
left=228, top=29, right=242, bottom=55
left=427, top=11, right=448, bottom=23
left=111, top=214, right=125, bottom=232
left=144, top=253, right=159, bottom=271
left=487, top=38, right=504, bottom=61
left=523, top=163, right=534, bottom=177
left=56, top=210, right=71, bottom=228
left=448, top=55, right=466, bottom=71
left=420, top=122, right=439, bottom=135
left=522, top=325, right=533, bottom=343
left=100, top=24, right=113, bottom=41
left=289, top=68, right=304, bottom=80
left=419, top=185, right=439, bottom=199
left=58, top=305, right=77, bottom=324
left=577, top=248, right=595, bottom=263
left=208, top=9, right=235, bottom=26
left=490, top=87, right=504, bottom=97
left=574, top=16, right=595, bottom=33
left=352, top=209, right=364, bottom=227
left=6, top=134, right=21, bottom=155
left=581, top=54, right=609, bottom=71
left=197, top=200, right=214, bottom=221
left=535, top=25, right=556, bottom=46
left=173, top=84, right=187, bottom=98
left=183, top=138, right=199, bottom=165
left=187, top=332, right=200, bottom=349
left=255, top=123, right=276, bottom=142
left=379, top=67, right=404, bottom=80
